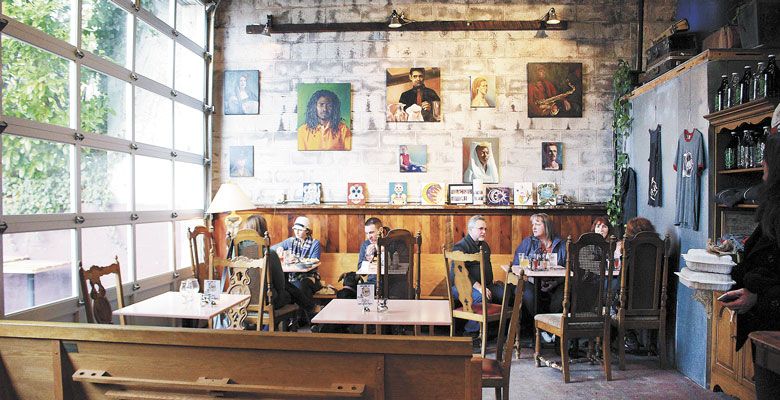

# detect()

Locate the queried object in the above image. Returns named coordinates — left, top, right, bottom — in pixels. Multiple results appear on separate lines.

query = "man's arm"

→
left=308, top=240, right=322, bottom=259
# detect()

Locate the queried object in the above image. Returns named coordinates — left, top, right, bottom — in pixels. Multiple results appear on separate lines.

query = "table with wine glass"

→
left=112, top=291, right=250, bottom=328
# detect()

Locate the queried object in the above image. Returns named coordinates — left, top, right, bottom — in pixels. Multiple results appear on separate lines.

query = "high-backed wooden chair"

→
left=376, top=229, right=421, bottom=300
left=444, top=247, right=511, bottom=357
left=611, top=231, right=670, bottom=370
left=482, top=268, right=525, bottom=400
left=224, top=256, right=265, bottom=330
left=78, top=256, right=125, bottom=325
left=187, top=225, right=214, bottom=289
left=534, top=233, right=614, bottom=383
left=232, top=230, right=299, bottom=331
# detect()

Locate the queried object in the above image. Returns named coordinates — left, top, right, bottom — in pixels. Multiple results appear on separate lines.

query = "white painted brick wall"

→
left=213, top=0, right=676, bottom=204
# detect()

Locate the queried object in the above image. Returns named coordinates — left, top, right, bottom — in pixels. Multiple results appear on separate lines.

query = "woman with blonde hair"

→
left=470, top=76, right=493, bottom=107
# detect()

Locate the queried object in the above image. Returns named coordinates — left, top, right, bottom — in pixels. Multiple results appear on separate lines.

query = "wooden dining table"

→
left=113, top=291, right=250, bottom=328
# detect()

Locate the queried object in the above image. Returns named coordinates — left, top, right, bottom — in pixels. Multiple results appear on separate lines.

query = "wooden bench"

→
left=0, top=320, right=480, bottom=399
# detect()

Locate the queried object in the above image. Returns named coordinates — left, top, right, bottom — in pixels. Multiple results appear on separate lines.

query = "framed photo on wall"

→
left=297, top=83, right=352, bottom=151
left=542, top=142, right=563, bottom=170
left=223, top=70, right=259, bottom=115
left=229, top=146, right=254, bottom=177
left=399, top=145, right=427, bottom=172
left=470, top=75, right=496, bottom=108
left=347, top=182, right=367, bottom=205
left=462, top=137, right=499, bottom=183
left=527, top=63, right=582, bottom=118
left=386, top=67, right=441, bottom=122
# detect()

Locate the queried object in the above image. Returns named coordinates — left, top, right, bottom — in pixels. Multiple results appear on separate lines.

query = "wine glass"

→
left=519, top=254, right=530, bottom=269
left=179, top=280, right=189, bottom=301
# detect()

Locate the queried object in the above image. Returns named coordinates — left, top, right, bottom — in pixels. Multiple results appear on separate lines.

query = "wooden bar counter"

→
left=215, top=203, right=606, bottom=297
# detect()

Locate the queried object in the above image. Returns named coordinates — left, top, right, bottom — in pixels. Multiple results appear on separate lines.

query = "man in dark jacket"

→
left=451, top=215, right=506, bottom=333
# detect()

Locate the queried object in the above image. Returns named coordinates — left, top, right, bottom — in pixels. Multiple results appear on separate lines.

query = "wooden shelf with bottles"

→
left=704, top=96, right=776, bottom=400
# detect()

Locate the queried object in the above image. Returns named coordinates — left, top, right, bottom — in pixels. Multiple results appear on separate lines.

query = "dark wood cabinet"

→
left=704, top=97, right=777, bottom=399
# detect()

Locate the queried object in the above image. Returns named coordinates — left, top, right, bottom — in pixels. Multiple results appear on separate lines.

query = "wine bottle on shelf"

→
left=715, top=74, right=728, bottom=111
left=727, top=72, right=740, bottom=108
left=741, top=130, right=755, bottom=168
left=763, top=54, right=777, bottom=98
left=724, top=130, right=738, bottom=170
left=754, top=127, right=768, bottom=166
left=752, top=62, right=765, bottom=101
left=737, top=130, right=748, bottom=169
left=739, top=65, right=753, bottom=105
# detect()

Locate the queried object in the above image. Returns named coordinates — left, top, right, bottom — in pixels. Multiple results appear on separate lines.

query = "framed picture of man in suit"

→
left=386, top=67, right=442, bottom=122
left=527, top=63, right=583, bottom=118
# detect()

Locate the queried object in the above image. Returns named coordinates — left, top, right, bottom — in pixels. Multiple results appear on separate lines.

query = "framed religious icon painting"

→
left=448, top=184, right=473, bottom=205
left=386, top=67, right=442, bottom=122
left=462, top=138, right=499, bottom=183
left=223, top=70, right=259, bottom=115
left=527, top=63, right=583, bottom=118
left=297, top=83, right=352, bottom=151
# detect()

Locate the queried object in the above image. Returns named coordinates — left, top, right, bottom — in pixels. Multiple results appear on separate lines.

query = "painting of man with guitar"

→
left=527, top=63, right=583, bottom=118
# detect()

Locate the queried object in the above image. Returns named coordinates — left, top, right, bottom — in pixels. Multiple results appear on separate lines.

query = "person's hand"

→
left=563, top=99, right=571, bottom=111
left=421, top=101, right=431, bottom=111
left=721, top=288, right=757, bottom=314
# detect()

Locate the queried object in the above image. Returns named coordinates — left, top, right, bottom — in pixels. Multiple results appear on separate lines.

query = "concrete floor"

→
left=483, top=345, right=734, bottom=400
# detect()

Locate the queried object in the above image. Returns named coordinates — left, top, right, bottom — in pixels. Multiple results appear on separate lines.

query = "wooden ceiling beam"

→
left=246, top=20, right=567, bottom=35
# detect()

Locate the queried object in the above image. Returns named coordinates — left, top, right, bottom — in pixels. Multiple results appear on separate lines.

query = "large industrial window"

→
left=0, top=0, right=210, bottom=318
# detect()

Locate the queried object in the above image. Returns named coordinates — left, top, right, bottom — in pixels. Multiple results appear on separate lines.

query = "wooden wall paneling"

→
left=338, top=214, right=348, bottom=253
left=0, top=337, right=57, bottom=400
left=384, top=355, right=471, bottom=399
left=346, top=214, right=366, bottom=253
left=324, top=214, right=340, bottom=253
left=267, top=213, right=289, bottom=247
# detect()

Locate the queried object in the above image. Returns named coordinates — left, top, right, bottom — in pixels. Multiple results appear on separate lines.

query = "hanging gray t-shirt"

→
left=674, top=129, right=706, bottom=230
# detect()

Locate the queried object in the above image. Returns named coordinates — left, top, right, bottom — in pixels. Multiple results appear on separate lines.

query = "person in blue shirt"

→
left=272, top=216, right=322, bottom=318
left=513, top=213, right=567, bottom=319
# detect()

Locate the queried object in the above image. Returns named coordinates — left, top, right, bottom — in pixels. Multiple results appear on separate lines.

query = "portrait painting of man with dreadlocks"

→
left=297, top=83, right=352, bottom=151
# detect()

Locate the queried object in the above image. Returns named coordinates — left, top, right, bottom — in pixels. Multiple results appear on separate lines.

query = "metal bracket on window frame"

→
left=75, top=49, right=85, bottom=59
left=130, top=213, right=139, bottom=221
left=202, top=104, right=214, bottom=114
left=74, top=132, right=85, bottom=141
left=75, top=216, right=85, bottom=224
left=170, top=151, right=178, bottom=158
left=170, top=90, right=178, bottom=97
left=171, top=212, right=178, bottom=218
left=130, top=73, right=139, bottom=81
left=0, top=121, right=7, bottom=135
left=203, top=52, right=213, bottom=62
left=132, top=283, right=141, bottom=291
left=130, top=143, right=138, bottom=151
left=0, top=221, right=8, bottom=234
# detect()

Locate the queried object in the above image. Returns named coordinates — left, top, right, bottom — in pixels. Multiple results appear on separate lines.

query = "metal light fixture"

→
left=544, top=8, right=560, bottom=25
left=388, top=9, right=407, bottom=28
left=260, top=14, right=272, bottom=36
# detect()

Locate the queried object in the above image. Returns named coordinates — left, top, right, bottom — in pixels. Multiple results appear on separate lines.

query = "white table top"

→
left=502, top=265, right=620, bottom=278
left=311, top=299, right=451, bottom=326
left=113, top=291, right=249, bottom=320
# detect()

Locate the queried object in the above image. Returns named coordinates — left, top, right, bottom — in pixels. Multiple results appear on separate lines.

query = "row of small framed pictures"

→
left=301, top=182, right=560, bottom=206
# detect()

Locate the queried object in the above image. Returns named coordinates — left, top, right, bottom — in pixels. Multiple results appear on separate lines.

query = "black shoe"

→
left=625, top=331, right=640, bottom=354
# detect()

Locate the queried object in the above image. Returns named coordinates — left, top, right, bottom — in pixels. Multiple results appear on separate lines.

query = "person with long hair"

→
left=470, top=76, right=493, bottom=107
left=513, top=213, right=567, bottom=319
left=239, top=215, right=291, bottom=310
left=297, top=89, right=351, bottom=151
left=721, top=133, right=780, bottom=399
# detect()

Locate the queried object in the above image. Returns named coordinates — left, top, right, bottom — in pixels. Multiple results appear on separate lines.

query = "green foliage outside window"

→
left=2, top=1, right=126, bottom=214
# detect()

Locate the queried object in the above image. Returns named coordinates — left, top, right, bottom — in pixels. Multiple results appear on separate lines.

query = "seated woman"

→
left=239, top=215, right=291, bottom=310
left=512, top=213, right=567, bottom=318
left=272, top=216, right=321, bottom=314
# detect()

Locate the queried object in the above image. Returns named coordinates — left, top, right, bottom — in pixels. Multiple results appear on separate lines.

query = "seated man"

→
left=272, top=216, right=322, bottom=319
left=451, top=215, right=507, bottom=335
left=358, top=217, right=384, bottom=285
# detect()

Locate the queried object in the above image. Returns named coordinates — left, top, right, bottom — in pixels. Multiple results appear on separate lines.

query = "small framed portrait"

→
left=448, top=184, right=474, bottom=205
left=527, top=62, right=583, bottom=118
left=470, top=75, right=496, bottom=108
left=542, top=142, right=563, bottom=170
left=357, top=283, right=375, bottom=308
left=386, top=67, right=442, bottom=122
left=462, top=137, right=499, bottom=183
left=302, top=182, right=322, bottom=205
left=223, top=70, right=259, bottom=115
left=229, top=146, right=254, bottom=177
left=297, top=83, right=352, bottom=151
left=399, top=145, right=427, bottom=172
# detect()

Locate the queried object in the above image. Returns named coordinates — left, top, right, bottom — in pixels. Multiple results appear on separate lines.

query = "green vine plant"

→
left=606, top=60, right=634, bottom=227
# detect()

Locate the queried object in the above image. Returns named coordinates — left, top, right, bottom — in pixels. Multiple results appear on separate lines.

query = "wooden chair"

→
left=224, top=256, right=265, bottom=329
left=187, top=225, right=214, bottom=289
left=376, top=229, right=421, bottom=300
left=611, top=231, right=670, bottom=370
left=444, top=247, right=511, bottom=357
left=482, top=268, right=525, bottom=400
left=232, top=231, right=299, bottom=332
left=78, top=256, right=125, bottom=325
left=534, top=233, right=614, bottom=383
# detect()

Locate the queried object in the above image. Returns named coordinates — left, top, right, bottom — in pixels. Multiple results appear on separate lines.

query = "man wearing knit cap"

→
left=273, top=216, right=322, bottom=322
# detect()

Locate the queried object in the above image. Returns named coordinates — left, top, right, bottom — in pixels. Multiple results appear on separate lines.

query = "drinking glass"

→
left=519, top=254, right=530, bottom=269
left=179, top=280, right=189, bottom=301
